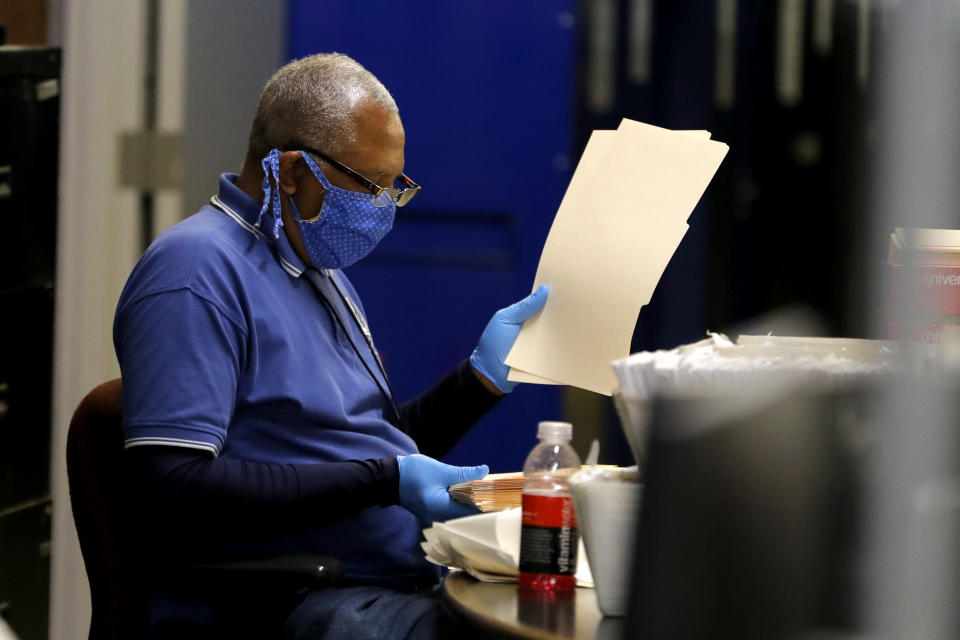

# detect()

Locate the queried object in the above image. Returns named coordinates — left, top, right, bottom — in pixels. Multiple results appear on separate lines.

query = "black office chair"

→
left=66, top=379, right=343, bottom=639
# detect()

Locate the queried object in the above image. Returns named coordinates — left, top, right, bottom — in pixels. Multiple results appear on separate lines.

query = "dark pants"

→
left=284, top=584, right=463, bottom=640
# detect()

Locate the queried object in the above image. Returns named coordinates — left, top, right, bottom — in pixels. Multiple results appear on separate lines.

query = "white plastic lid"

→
left=537, top=421, right=573, bottom=441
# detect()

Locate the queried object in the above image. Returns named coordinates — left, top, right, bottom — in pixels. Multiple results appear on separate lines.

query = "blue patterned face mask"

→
left=258, top=148, right=396, bottom=269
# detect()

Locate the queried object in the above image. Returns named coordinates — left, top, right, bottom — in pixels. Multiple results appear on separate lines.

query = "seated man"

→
left=114, top=52, right=547, bottom=638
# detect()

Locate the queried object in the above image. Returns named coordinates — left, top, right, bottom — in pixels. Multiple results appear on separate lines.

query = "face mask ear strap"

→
left=300, top=151, right=330, bottom=188
left=256, top=149, right=284, bottom=239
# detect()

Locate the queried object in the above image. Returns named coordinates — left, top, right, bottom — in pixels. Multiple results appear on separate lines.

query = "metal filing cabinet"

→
left=0, top=45, right=61, bottom=640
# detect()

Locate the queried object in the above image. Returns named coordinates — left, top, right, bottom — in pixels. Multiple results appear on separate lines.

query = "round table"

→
left=442, top=572, right=626, bottom=640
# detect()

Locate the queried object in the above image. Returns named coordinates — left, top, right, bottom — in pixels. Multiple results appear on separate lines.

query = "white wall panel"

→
left=49, top=1, right=144, bottom=638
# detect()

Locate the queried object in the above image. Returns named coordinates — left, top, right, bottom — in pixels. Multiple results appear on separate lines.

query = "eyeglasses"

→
left=295, top=145, right=421, bottom=208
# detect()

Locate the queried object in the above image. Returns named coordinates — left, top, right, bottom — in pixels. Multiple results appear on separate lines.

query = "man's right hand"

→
left=397, top=454, right=488, bottom=525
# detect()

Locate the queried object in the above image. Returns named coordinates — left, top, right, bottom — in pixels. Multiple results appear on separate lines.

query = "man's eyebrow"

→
left=353, top=166, right=386, bottom=184
left=370, top=167, right=403, bottom=183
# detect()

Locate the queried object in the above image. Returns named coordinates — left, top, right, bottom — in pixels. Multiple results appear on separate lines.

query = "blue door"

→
left=288, top=1, right=577, bottom=470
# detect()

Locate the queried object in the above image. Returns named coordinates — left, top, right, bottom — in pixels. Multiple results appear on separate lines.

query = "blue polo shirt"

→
left=114, top=174, right=435, bottom=586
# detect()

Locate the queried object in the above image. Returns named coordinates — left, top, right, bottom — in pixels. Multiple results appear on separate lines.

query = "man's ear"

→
left=277, top=151, right=306, bottom=196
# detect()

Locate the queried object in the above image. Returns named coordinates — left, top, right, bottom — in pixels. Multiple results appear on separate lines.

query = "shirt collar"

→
left=213, top=173, right=307, bottom=278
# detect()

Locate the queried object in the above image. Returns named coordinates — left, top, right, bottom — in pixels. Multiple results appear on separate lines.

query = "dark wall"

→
left=574, top=0, right=882, bottom=351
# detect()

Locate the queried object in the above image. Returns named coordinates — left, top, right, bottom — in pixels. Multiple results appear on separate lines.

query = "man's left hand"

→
left=469, top=285, right=548, bottom=394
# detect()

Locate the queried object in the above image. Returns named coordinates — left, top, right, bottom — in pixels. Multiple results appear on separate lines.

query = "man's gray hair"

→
left=245, top=52, right=398, bottom=169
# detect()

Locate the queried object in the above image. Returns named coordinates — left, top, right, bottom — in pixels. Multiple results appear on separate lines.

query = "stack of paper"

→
left=611, top=333, right=900, bottom=465
left=506, top=120, right=729, bottom=395
left=421, top=508, right=593, bottom=586
left=613, top=333, right=898, bottom=402
left=448, top=472, right=524, bottom=512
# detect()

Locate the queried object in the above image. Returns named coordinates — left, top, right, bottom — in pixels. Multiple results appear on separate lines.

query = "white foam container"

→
left=569, top=467, right=641, bottom=616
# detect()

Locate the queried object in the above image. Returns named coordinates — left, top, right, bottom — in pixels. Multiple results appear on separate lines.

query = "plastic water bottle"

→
left=518, top=421, right=582, bottom=591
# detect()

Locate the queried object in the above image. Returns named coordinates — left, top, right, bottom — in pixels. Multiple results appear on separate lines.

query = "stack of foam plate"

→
left=421, top=508, right=593, bottom=586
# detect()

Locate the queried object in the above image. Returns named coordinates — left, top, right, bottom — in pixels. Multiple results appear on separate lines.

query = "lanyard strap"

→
left=326, top=271, right=392, bottom=389
left=306, top=268, right=402, bottom=425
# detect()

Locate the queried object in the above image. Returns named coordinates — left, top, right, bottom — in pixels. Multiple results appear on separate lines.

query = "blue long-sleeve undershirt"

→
left=125, top=359, right=500, bottom=542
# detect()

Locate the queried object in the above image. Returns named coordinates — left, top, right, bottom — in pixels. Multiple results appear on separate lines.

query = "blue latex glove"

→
left=470, top=285, right=549, bottom=393
left=397, top=454, right=489, bottom=524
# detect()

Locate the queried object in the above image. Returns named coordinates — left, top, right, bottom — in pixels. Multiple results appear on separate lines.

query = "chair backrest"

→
left=66, top=379, right=144, bottom=639
left=65, top=379, right=345, bottom=638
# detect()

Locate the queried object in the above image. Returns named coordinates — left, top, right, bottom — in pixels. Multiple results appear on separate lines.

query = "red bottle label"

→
left=518, top=493, right=579, bottom=582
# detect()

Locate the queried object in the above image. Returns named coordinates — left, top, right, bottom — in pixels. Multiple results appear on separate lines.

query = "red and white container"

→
left=884, top=228, right=960, bottom=341
left=885, top=263, right=960, bottom=316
